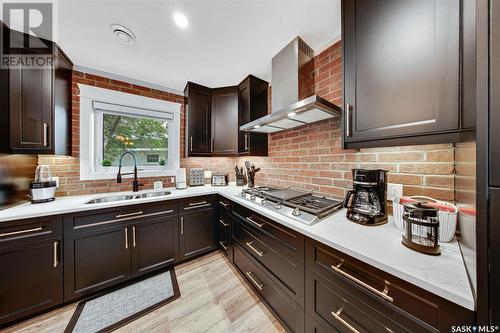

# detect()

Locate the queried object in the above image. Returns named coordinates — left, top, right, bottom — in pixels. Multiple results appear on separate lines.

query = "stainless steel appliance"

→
left=237, top=186, right=343, bottom=225
left=343, top=169, right=388, bottom=226
left=189, top=168, right=204, bottom=186
left=402, top=201, right=441, bottom=255
left=30, top=165, right=56, bottom=204
left=211, top=173, right=228, bottom=186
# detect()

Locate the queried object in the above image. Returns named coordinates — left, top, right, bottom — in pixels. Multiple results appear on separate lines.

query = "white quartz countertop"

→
left=0, top=184, right=475, bottom=310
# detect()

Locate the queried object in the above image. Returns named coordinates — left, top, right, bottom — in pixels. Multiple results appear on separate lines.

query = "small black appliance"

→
left=343, top=169, right=388, bottom=226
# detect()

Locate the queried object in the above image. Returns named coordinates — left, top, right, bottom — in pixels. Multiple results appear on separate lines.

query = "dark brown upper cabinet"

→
left=0, top=26, right=72, bottom=155
left=211, top=86, right=239, bottom=155
left=342, top=0, right=476, bottom=148
left=238, top=75, right=268, bottom=156
left=185, top=82, right=212, bottom=156
left=185, top=75, right=269, bottom=157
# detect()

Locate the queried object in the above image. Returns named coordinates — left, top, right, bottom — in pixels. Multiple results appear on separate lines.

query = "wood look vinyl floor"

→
left=1, top=251, right=285, bottom=333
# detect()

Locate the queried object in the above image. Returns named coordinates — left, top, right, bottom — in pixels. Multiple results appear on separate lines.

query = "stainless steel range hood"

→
left=240, top=37, right=341, bottom=133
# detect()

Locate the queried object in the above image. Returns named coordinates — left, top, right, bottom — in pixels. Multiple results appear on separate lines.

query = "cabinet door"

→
left=343, top=0, right=459, bottom=144
left=179, top=207, right=216, bottom=261
left=238, top=79, right=251, bottom=153
left=490, top=189, right=500, bottom=324
left=491, top=0, right=500, bottom=187
left=9, top=65, right=53, bottom=152
left=64, top=225, right=131, bottom=301
left=131, top=215, right=178, bottom=277
left=212, top=87, right=238, bottom=155
left=186, top=83, right=211, bottom=155
left=0, top=239, right=62, bottom=326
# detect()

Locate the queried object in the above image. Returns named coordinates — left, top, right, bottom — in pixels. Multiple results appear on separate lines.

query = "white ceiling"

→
left=55, top=0, right=341, bottom=93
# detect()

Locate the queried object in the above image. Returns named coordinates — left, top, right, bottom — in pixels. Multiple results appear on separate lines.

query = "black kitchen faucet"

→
left=116, top=152, right=144, bottom=192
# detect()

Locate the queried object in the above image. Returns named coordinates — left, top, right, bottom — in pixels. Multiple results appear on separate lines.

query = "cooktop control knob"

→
left=261, top=198, right=267, bottom=206
left=241, top=191, right=246, bottom=197
left=274, top=202, right=283, bottom=210
left=292, top=208, right=302, bottom=216
left=250, top=194, right=256, bottom=201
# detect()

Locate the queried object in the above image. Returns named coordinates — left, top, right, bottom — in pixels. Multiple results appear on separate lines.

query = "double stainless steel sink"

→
left=85, top=191, right=171, bottom=204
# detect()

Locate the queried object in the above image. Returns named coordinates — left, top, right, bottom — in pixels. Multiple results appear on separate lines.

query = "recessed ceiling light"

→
left=110, top=24, right=135, bottom=44
left=288, top=112, right=297, bottom=117
left=173, top=12, right=189, bottom=29
left=254, top=125, right=261, bottom=129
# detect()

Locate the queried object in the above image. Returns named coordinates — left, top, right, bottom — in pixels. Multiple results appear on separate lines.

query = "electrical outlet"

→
left=387, top=183, right=403, bottom=201
left=204, top=170, right=212, bottom=179
left=52, top=176, right=60, bottom=188
left=171, top=177, right=175, bottom=184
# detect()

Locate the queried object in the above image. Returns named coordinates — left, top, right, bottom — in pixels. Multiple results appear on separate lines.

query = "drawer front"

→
left=306, top=239, right=441, bottom=329
left=218, top=223, right=231, bottom=256
left=305, top=314, right=339, bottom=333
left=0, top=216, right=62, bottom=247
left=232, top=203, right=304, bottom=262
left=233, top=244, right=304, bottom=333
left=64, top=201, right=178, bottom=235
left=305, top=269, right=429, bottom=333
left=233, top=217, right=304, bottom=305
left=180, top=195, right=214, bottom=212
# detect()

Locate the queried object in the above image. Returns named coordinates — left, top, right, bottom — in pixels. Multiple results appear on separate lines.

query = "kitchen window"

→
left=78, top=84, right=181, bottom=180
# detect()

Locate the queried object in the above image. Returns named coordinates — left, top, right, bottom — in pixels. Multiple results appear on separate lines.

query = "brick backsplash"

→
left=39, top=40, right=455, bottom=201
left=237, top=41, right=455, bottom=202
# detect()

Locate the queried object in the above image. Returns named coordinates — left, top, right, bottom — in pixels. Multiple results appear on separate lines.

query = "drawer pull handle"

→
left=331, top=309, right=360, bottom=333
left=184, top=203, right=212, bottom=210
left=116, top=211, right=143, bottom=218
left=125, top=227, right=128, bottom=249
left=246, top=271, right=264, bottom=290
left=219, top=219, right=229, bottom=227
left=53, top=241, right=59, bottom=268
left=132, top=226, right=136, bottom=247
left=219, top=241, right=228, bottom=251
left=246, top=217, right=264, bottom=228
left=246, top=242, right=264, bottom=257
left=189, top=200, right=208, bottom=206
left=219, top=201, right=229, bottom=207
left=331, top=262, right=393, bottom=303
left=0, top=226, right=43, bottom=237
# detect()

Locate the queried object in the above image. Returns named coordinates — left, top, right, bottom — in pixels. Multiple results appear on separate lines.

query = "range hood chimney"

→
left=240, top=37, right=341, bottom=133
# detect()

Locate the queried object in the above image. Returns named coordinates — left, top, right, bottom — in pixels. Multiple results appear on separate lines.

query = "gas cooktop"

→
left=236, top=186, right=343, bottom=225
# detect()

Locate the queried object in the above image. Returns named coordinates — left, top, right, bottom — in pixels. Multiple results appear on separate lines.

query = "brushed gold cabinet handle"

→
left=53, top=241, right=59, bottom=268
left=132, top=226, right=136, bottom=247
left=331, top=261, right=393, bottom=302
left=246, top=217, right=264, bottom=228
left=331, top=309, right=360, bottom=333
left=43, top=123, right=48, bottom=146
left=125, top=227, right=128, bottom=249
left=246, top=241, right=264, bottom=257
left=246, top=271, right=264, bottom=290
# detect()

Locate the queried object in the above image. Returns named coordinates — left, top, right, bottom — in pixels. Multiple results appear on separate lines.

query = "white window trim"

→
left=79, top=84, right=181, bottom=181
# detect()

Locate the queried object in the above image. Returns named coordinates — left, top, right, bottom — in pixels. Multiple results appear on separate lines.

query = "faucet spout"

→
left=116, top=152, right=143, bottom=192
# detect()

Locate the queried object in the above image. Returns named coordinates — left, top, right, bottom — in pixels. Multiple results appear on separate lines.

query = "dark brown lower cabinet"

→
left=233, top=244, right=304, bottom=333
left=64, top=224, right=131, bottom=301
left=179, top=206, right=217, bottom=261
left=305, top=314, right=337, bottom=333
left=0, top=217, right=63, bottom=327
left=131, top=214, right=178, bottom=277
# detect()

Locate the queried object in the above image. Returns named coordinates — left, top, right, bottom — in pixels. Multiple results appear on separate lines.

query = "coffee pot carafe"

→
left=343, top=169, right=388, bottom=226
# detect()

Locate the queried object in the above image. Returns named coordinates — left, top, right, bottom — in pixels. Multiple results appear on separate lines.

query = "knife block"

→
left=236, top=174, right=246, bottom=186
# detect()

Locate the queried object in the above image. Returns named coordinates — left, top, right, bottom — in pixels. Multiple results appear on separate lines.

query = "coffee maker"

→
left=343, top=169, right=388, bottom=226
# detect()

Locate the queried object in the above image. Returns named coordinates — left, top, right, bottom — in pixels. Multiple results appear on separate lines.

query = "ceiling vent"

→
left=110, top=24, right=136, bottom=44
